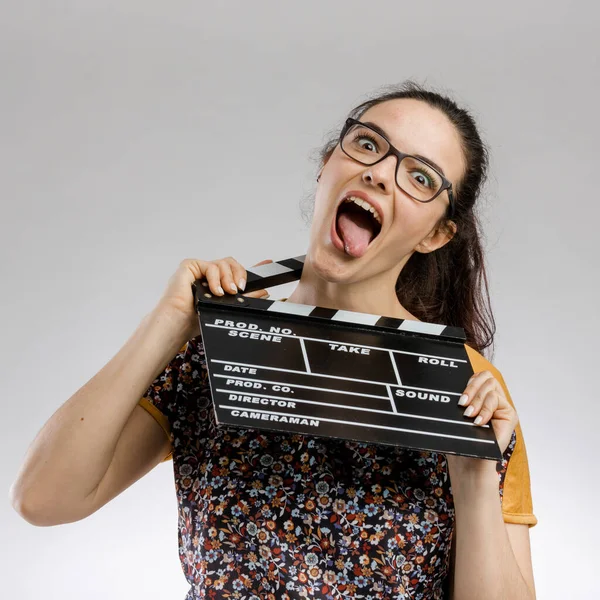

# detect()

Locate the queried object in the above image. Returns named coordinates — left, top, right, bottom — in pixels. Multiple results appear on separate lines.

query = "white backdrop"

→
left=2, top=2, right=599, bottom=598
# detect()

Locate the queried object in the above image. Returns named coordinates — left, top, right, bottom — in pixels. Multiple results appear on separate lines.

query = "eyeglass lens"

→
left=342, top=124, right=443, bottom=202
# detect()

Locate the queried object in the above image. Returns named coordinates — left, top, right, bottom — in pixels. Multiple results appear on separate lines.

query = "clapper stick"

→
left=192, top=255, right=502, bottom=461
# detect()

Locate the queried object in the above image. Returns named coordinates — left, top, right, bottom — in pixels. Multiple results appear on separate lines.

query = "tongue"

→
left=337, top=210, right=375, bottom=258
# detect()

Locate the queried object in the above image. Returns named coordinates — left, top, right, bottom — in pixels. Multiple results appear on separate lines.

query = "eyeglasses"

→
left=339, top=118, right=455, bottom=220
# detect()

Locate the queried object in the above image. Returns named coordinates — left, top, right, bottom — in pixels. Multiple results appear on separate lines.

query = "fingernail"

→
left=464, top=405, right=475, bottom=417
left=229, top=283, right=238, bottom=293
left=458, top=394, right=468, bottom=406
left=238, top=279, right=246, bottom=291
left=217, top=286, right=224, bottom=295
left=474, top=416, right=483, bottom=425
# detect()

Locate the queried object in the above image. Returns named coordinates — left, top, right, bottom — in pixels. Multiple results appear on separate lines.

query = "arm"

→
left=445, top=353, right=536, bottom=600
left=448, top=458, right=536, bottom=600
left=9, top=306, right=192, bottom=526
left=9, top=256, right=271, bottom=526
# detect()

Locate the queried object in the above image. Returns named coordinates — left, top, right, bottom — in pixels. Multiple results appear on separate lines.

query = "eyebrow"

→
left=362, top=120, right=447, bottom=177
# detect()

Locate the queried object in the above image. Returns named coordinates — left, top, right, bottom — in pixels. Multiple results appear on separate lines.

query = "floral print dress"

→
left=138, top=333, right=536, bottom=600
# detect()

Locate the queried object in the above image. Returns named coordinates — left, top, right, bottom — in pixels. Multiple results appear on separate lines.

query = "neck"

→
left=285, top=256, right=419, bottom=321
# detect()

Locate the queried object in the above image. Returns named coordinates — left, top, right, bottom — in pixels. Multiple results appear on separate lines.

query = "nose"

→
left=361, top=155, right=397, bottom=192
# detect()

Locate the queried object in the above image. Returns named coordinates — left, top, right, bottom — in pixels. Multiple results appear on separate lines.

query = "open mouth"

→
left=334, top=196, right=383, bottom=258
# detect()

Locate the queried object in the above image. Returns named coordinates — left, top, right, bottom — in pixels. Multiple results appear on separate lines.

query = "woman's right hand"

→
left=156, top=257, right=273, bottom=339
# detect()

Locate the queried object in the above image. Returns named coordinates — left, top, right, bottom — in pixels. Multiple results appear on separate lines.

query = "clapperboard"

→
left=192, top=255, right=501, bottom=460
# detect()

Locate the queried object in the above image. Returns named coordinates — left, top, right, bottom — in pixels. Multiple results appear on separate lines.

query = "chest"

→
left=174, top=394, right=455, bottom=548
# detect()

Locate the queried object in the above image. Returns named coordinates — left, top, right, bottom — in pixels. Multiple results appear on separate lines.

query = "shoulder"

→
left=463, top=343, right=498, bottom=377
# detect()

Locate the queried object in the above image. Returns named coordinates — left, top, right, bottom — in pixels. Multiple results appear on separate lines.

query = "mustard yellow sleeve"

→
left=465, top=345, right=538, bottom=527
left=136, top=340, right=189, bottom=463
left=138, top=397, right=173, bottom=462
left=501, top=423, right=537, bottom=526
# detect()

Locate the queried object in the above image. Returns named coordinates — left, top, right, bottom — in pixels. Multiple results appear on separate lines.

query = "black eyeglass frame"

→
left=339, top=118, right=456, bottom=220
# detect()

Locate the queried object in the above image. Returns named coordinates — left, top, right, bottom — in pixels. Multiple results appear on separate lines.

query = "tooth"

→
left=343, top=196, right=382, bottom=225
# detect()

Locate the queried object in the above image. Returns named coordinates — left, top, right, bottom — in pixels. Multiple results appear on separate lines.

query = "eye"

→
left=409, top=169, right=434, bottom=189
left=352, top=132, right=380, bottom=153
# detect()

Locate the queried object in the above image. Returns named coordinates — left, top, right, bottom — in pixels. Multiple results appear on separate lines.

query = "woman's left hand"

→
left=449, top=370, right=519, bottom=468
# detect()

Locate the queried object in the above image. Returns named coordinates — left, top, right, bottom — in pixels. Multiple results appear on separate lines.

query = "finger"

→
left=182, top=258, right=210, bottom=284
left=458, top=370, right=492, bottom=407
left=472, top=390, right=501, bottom=426
left=205, top=263, right=224, bottom=296
left=236, top=259, right=273, bottom=294
left=242, top=289, right=270, bottom=299
left=461, top=376, right=497, bottom=420
left=225, top=258, right=248, bottom=292
left=218, top=260, right=239, bottom=294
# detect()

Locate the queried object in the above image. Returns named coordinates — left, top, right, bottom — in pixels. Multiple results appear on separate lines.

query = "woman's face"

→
left=308, top=98, right=466, bottom=286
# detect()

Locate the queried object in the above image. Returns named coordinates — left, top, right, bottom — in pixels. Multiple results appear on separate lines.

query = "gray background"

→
left=2, top=1, right=598, bottom=598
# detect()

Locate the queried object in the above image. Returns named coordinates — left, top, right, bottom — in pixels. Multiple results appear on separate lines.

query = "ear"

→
left=415, top=219, right=457, bottom=254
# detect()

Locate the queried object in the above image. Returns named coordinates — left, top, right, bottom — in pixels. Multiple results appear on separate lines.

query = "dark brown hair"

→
left=305, top=80, right=496, bottom=359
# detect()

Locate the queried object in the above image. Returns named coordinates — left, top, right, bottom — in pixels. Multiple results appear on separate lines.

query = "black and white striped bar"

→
left=192, top=255, right=501, bottom=460
left=243, top=255, right=306, bottom=290
left=194, top=255, right=465, bottom=343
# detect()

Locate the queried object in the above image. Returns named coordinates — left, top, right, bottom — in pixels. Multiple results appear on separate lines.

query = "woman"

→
left=10, top=81, right=537, bottom=599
